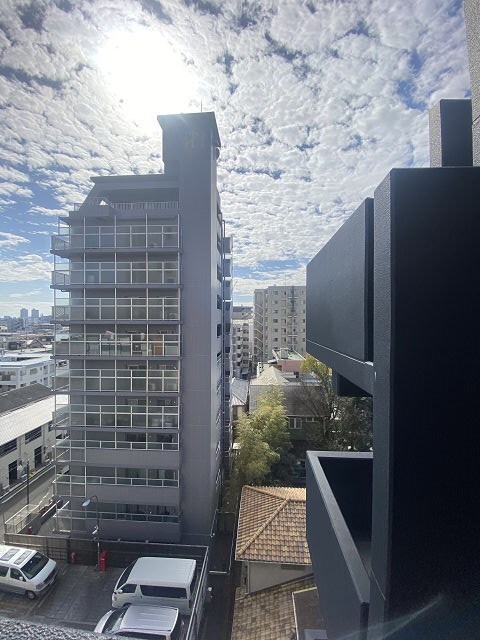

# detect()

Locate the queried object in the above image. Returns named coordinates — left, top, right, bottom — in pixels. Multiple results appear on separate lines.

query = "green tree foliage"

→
left=232, top=387, right=291, bottom=493
left=298, top=354, right=373, bottom=452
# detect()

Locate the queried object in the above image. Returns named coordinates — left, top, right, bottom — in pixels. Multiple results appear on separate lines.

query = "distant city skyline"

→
left=0, top=0, right=471, bottom=316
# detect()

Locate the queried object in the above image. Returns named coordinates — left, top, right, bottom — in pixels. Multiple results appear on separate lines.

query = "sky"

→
left=0, top=0, right=471, bottom=316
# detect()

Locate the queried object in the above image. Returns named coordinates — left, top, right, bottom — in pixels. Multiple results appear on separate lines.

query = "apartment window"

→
left=0, top=439, right=17, bottom=457
left=25, top=427, right=42, bottom=443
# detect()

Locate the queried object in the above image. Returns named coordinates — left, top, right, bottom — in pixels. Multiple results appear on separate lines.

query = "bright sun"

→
left=97, top=29, right=200, bottom=131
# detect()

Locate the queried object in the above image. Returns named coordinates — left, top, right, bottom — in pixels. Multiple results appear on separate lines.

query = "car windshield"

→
left=21, top=552, right=49, bottom=579
left=117, top=562, right=134, bottom=589
left=103, top=608, right=129, bottom=633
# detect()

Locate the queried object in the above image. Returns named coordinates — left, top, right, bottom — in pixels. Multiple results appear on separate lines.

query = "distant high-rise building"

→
left=253, top=285, right=306, bottom=366
left=31, top=308, right=40, bottom=323
left=20, top=308, right=28, bottom=321
left=232, top=319, right=252, bottom=379
left=51, top=112, right=231, bottom=544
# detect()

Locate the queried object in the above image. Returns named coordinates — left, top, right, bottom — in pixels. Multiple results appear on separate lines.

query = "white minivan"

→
left=112, top=557, right=196, bottom=614
left=0, top=545, right=58, bottom=599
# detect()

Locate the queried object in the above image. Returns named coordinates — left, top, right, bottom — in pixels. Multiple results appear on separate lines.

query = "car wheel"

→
left=25, top=590, right=37, bottom=600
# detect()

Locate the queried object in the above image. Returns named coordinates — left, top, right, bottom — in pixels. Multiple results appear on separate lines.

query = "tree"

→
left=297, top=354, right=373, bottom=452
left=231, top=387, right=291, bottom=494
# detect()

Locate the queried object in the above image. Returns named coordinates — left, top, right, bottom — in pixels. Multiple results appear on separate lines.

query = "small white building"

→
left=0, top=384, right=63, bottom=493
left=0, top=348, right=59, bottom=393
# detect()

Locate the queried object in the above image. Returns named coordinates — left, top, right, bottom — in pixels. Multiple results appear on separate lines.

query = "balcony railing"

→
left=55, top=473, right=179, bottom=488
left=54, top=404, right=179, bottom=430
left=51, top=221, right=179, bottom=252
left=55, top=333, right=180, bottom=357
left=54, top=437, right=178, bottom=451
left=55, top=503, right=179, bottom=524
left=64, top=296, right=179, bottom=321
left=52, top=261, right=179, bottom=287
left=72, top=199, right=178, bottom=211
left=65, top=368, right=179, bottom=393
left=52, top=305, right=70, bottom=321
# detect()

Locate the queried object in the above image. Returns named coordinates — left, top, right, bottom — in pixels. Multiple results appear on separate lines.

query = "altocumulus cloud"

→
left=0, top=0, right=471, bottom=310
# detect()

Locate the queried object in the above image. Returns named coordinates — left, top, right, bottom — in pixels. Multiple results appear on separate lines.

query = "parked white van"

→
left=0, top=545, right=58, bottom=599
left=112, top=557, right=196, bottom=614
left=95, top=604, right=183, bottom=639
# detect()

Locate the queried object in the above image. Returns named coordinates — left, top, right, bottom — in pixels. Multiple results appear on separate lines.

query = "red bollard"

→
left=99, top=550, right=107, bottom=571
left=70, top=551, right=76, bottom=564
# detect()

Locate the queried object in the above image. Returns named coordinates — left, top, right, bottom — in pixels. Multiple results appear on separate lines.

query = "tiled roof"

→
left=231, top=378, right=249, bottom=405
left=250, top=367, right=289, bottom=386
left=231, top=576, right=315, bottom=640
left=235, top=486, right=311, bottom=565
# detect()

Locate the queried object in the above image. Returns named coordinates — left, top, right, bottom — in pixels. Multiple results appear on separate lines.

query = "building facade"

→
left=0, top=384, right=59, bottom=492
left=253, top=286, right=306, bottom=367
left=51, top=112, right=231, bottom=544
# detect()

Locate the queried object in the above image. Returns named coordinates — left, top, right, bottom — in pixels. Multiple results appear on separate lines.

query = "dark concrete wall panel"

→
left=371, top=167, right=480, bottom=624
left=429, top=100, right=473, bottom=167
left=307, top=198, right=373, bottom=391
left=306, top=452, right=371, bottom=640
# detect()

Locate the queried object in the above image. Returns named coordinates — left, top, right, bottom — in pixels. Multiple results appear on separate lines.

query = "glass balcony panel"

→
left=102, top=271, right=115, bottom=284
left=101, top=379, right=115, bottom=391
left=132, top=234, right=146, bottom=247
left=100, top=235, right=114, bottom=248
left=117, top=272, right=130, bottom=284
left=132, top=271, right=146, bottom=284
left=133, top=307, right=145, bottom=319
left=85, top=308, right=99, bottom=320
left=85, top=236, right=99, bottom=249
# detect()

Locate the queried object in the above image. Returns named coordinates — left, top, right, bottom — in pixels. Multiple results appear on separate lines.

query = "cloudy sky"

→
left=0, top=0, right=470, bottom=316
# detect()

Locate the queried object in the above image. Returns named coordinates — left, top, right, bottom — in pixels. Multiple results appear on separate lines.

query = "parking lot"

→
left=0, top=562, right=124, bottom=632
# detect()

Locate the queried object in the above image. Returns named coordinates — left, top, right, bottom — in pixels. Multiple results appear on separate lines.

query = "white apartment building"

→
left=253, top=286, right=307, bottom=366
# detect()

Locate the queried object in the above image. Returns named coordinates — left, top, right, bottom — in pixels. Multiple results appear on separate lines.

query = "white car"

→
left=94, top=604, right=183, bottom=640
left=0, top=545, right=58, bottom=600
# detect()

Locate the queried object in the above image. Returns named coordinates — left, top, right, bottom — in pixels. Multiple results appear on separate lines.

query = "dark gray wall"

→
left=159, top=114, right=222, bottom=544
left=369, top=167, right=480, bottom=634
left=306, top=452, right=371, bottom=640
left=429, top=100, right=473, bottom=166
left=306, top=198, right=374, bottom=395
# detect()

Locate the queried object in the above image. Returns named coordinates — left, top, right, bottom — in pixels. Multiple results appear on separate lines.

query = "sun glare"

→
left=97, top=29, right=200, bottom=131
